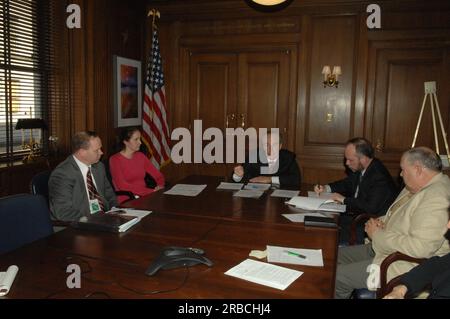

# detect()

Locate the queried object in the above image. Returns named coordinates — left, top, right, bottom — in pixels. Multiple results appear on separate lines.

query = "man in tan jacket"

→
left=335, top=147, right=450, bottom=298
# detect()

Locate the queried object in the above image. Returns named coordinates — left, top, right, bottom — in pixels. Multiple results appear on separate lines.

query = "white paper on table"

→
left=164, top=184, right=207, bottom=197
left=267, top=245, right=324, bottom=267
left=244, top=183, right=271, bottom=191
left=286, top=196, right=346, bottom=212
left=282, top=212, right=328, bottom=223
left=0, top=265, right=19, bottom=296
left=109, top=207, right=152, bottom=219
left=217, top=182, right=244, bottom=191
left=224, top=259, right=303, bottom=290
left=307, top=191, right=334, bottom=200
left=271, top=190, right=299, bottom=198
left=233, top=189, right=264, bottom=199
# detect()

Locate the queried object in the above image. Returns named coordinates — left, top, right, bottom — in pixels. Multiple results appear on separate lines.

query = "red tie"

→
left=86, top=168, right=105, bottom=212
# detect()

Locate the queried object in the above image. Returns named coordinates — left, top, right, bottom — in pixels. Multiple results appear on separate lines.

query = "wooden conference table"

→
left=1, top=175, right=338, bottom=299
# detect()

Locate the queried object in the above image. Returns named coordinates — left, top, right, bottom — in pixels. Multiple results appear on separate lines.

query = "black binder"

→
left=304, top=215, right=337, bottom=228
left=71, top=212, right=139, bottom=233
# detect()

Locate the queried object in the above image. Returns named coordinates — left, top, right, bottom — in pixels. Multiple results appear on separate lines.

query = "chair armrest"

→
left=378, top=252, right=427, bottom=298
left=349, top=213, right=378, bottom=245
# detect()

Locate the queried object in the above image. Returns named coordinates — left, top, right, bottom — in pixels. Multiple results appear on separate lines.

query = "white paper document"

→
left=266, top=245, right=324, bottom=267
left=217, top=182, right=244, bottom=191
left=224, top=259, right=303, bottom=290
left=0, top=265, right=19, bottom=296
left=282, top=212, right=328, bottom=223
left=271, top=190, right=299, bottom=198
left=244, top=183, right=271, bottom=191
left=164, top=184, right=207, bottom=197
left=286, top=196, right=346, bottom=212
left=109, top=208, right=152, bottom=219
left=307, top=191, right=334, bottom=200
left=233, top=189, right=265, bottom=199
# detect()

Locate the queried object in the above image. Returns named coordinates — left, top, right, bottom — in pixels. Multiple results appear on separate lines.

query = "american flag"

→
left=142, top=29, right=170, bottom=169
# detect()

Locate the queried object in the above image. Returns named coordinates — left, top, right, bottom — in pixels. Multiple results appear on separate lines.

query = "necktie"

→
left=387, top=192, right=413, bottom=216
left=86, top=168, right=105, bottom=212
left=354, top=173, right=363, bottom=198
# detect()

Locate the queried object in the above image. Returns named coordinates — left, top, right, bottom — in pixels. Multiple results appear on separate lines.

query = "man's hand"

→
left=234, top=165, right=244, bottom=177
left=331, top=193, right=345, bottom=204
left=314, top=184, right=325, bottom=195
left=249, top=176, right=272, bottom=184
left=383, top=285, right=408, bottom=299
left=154, top=185, right=164, bottom=191
left=365, top=218, right=385, bottom=239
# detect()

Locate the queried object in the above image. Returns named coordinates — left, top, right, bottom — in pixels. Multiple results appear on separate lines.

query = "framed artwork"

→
left=113, top=56, right=142, bottom=127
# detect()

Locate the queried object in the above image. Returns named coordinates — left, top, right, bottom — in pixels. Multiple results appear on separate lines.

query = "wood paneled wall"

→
left=148, top=0, right=450, bottom=184
left=2, top=0, right=450, bottom=195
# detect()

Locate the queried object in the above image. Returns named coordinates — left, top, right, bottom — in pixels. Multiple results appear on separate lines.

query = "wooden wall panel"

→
left=307, top=15, right=357, bottom=145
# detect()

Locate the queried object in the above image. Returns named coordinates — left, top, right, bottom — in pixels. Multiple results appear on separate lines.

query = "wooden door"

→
left=369, top=48, right=449, bottom=162
left=238, top=51, right=292, bottom=138
left=189, top=53, right=238, bottom=177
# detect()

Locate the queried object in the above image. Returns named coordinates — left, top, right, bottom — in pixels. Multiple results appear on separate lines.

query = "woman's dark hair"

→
left=117, top=126, right=140, bottom=151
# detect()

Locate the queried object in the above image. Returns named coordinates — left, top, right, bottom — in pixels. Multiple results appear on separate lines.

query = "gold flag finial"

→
left=147, top=9, right=160, bottom=29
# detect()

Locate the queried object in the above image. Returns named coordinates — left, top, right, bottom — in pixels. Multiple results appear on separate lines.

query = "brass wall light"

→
left=322, top=65, right=341, bottom=88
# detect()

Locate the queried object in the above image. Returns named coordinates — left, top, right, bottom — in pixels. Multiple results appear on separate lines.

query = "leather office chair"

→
left=0, top=194, right=53, bottom=255
left=102, top=158, right=135, bottom=203
left=30, top=170, right=51, bottom=204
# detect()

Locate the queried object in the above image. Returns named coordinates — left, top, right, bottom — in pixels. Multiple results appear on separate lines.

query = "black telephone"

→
left=145, top=246, right=213, bottom=276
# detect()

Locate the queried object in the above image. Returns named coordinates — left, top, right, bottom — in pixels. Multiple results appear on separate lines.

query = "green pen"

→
left=284, top=250, right=307, bottom=259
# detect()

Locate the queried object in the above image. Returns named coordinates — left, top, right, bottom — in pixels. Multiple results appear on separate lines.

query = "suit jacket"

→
left=372, top=173, right=450, bottom=283
left=237, top=149, right=301, bottom=188
left=400, top=252, right=450, bottom=299
left=49, top=155, right=117, bottom=221
left=329, top=158, right=398, bottom=215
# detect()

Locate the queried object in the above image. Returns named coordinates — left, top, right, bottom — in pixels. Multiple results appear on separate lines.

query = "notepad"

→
left=282, top=212, right=328, bottom=223
left=271, top=190, right=300, bottom=198
left=108, top=207, right=152, bottom=219
left=267, top=245, right=324, bottom=267
left=0, top=265, right=19, bottom=296
left=164, top=184, right=207, bottom=197
left=244, top=183, right=271, bottom=191
left=286, top=196, right=346, bottom=212
left=216, top=182, right=244, bottom=191
left=304, top=215, right=337, bottom=228
left=233, top=189, right=264, bottom=198
left=224, top=259, right=303, bottom=290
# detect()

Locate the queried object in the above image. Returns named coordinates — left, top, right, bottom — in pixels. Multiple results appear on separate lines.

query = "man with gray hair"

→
left=49, top=131, right=117, bottom=221
left=335, top=146, right=450, bottom=298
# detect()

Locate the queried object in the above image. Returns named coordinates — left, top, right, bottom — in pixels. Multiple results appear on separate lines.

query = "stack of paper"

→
left=233, top=189, right=264, bottom=199
left=244, top=183, right=271, bottom=191
left=164, top=184, right=207, bottom=197
left=224, top=259, right=303, bottom=290
left=286, top=196, right=346, bottom=212
left=271, top=190, right=299, bottom=198
left=216, top=182, right=244, bottom=191
left=266, top=245, right=324, bottom=267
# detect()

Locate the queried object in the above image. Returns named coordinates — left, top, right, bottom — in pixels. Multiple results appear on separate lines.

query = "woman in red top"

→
left=109, top=127, right=165, bottom=203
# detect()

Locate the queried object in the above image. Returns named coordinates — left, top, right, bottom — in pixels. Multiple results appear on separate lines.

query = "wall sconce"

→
left=15, top=118, right=48, bottom=163
left=322, top=65, right=341, bottom=88
left=244, top=0, right=294, bottom=12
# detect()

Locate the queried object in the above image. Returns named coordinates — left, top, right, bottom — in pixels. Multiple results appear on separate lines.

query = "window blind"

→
left=0, top=0, right=68, bottom=163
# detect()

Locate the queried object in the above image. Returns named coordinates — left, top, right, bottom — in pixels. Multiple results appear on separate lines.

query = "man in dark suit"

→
left=232, top=131, right=301, bottom=188
left=49, top=131, right=117, bottom=221
left=315, top=137, right=398, bottom=243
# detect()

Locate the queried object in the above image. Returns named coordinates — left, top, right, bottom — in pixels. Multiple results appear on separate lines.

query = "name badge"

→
left=89, top=199, right=101, bottom=214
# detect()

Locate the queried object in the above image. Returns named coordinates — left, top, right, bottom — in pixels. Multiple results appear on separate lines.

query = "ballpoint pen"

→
left=283, top=250, right=307, bottom=259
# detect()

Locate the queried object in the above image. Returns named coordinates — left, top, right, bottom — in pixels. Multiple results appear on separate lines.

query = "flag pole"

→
left=146, top=9, right=160, bottom=137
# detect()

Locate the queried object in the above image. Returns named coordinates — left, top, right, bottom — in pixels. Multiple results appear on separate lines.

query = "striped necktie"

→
left=86, top=167, right=105, bottom=212
left=387, top=192, right=413, bottom=217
